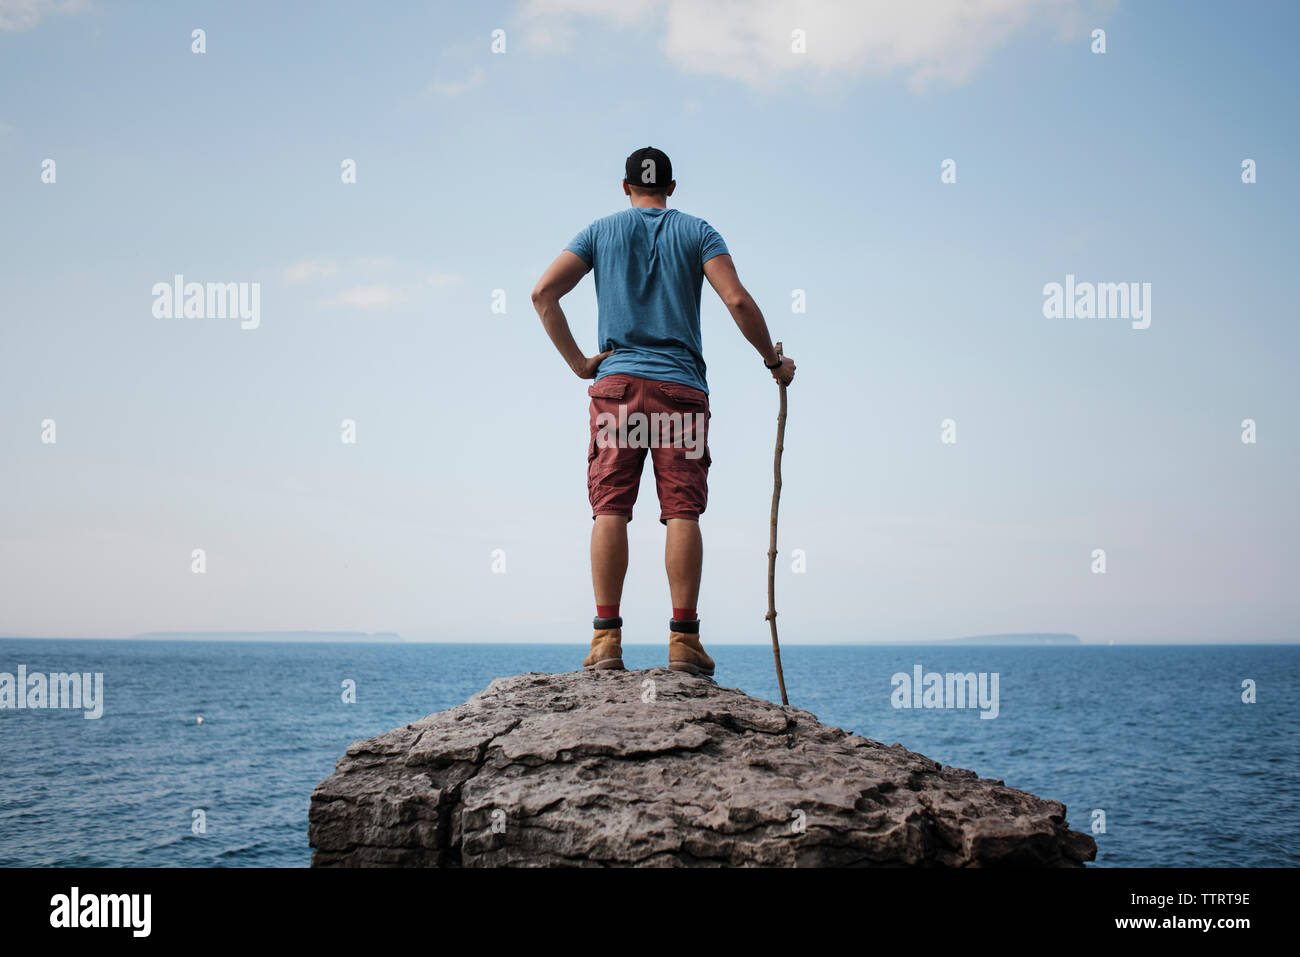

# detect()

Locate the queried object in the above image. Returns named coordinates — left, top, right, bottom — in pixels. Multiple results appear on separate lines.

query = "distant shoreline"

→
left=130, top=631, right=404, bottom=642
left=934, top=633, right=1080, bottom=645
left=1, top=635, right=1296, bottom=646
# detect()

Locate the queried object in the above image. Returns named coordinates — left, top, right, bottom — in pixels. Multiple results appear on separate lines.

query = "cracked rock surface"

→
left=308, top=669, right=1096, bottom=867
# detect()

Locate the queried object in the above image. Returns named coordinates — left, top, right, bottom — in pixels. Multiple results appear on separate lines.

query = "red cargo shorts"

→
left=586, top=373, right=711, bottom=524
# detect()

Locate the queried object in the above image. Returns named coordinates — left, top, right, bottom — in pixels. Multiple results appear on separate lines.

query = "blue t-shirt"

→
left=565, top=207, right=729, bottom=394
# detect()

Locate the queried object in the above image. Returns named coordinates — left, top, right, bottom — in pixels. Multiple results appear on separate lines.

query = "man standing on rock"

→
left=532, top=146, right=796, bottom=676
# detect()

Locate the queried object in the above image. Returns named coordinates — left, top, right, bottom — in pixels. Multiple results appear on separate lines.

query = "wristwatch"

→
left=764, top=356, right=783, bottom=369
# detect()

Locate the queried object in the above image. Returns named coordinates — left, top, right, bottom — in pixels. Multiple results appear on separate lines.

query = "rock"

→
left=308, top=669, right=1097, bottom=867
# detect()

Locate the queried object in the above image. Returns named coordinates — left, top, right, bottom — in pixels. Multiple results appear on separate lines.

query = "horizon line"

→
left=1, top=635, right=1296, bottom=646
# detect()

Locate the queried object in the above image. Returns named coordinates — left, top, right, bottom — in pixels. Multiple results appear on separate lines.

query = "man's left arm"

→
left=531, top=251, right=612, bottom=379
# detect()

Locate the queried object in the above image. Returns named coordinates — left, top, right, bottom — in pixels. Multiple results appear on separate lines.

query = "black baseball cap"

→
left=624, top=146, right=672, bottom=188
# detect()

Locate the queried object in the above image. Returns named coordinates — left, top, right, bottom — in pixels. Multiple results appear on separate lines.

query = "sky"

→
left=1, top=0, right=1296, bottom=643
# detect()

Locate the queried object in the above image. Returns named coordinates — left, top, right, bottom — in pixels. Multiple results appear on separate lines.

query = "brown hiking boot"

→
left=583, top=617, right=625, bottom=671
left=668, top=619, right=714, bottom=676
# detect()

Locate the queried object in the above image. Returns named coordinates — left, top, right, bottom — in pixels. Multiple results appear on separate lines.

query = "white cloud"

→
left=285, top=257, right=400, bottom=281
left=517, top=0, right=1106, bottom=90
left=283, top=259, right=339, bottom=282
left=520, top=0, right=657, bottom=48
left=290, top=259, right=459, bottom=307
left=320, top=284, right=404, bottom=310
left=426, top=269, right=463, bottom=288
left=0, top=0, right=87, bottom=32
left=430, top=66, right=485, bottom=98
left=518, top=19, right=575, bottom=52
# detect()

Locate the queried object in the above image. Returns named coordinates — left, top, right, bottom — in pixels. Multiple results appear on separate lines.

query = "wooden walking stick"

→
left=765, top=341, right=790, bottom=706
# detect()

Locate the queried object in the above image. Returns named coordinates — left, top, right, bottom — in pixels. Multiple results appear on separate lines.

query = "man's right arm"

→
left=532, top=250, right=612, bottom=379
left=703, top=254, right=795, bottom=386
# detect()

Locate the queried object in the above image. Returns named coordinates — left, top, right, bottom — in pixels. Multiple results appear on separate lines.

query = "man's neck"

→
left=629, top=197, right=668, bottom=210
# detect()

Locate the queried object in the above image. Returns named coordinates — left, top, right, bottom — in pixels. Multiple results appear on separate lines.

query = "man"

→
left=532, top=146, right=796, bottom=677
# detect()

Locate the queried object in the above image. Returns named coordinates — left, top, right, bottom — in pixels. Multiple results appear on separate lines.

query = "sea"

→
left=0, top=639, right=1295, bottom=868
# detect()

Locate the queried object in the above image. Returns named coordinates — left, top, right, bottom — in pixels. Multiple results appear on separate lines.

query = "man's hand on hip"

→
left=574, top=349, right=614, bottom=379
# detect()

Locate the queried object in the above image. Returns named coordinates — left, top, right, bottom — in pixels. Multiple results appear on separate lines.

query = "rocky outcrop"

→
left=309, top=669, right=1096, bottom=867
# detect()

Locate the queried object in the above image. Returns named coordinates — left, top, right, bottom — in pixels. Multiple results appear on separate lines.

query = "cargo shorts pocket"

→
left=589, top=376, right=630, bottom=400
left=656, top=382, right=706, bottom=407
left=653, top=382, right=709, bottom=467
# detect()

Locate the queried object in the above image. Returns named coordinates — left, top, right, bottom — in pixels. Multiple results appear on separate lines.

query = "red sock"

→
left=673, top=607, right=697, bottom=621
left=596, top=605, right=620, bottom=619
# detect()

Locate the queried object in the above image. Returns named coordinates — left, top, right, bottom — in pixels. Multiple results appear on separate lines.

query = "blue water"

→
left=0, top=640, right=1295, bottom=867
